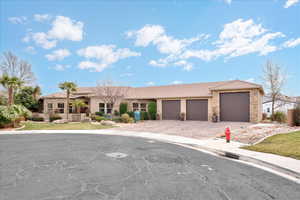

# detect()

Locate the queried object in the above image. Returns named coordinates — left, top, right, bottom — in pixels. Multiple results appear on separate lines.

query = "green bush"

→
left=119, top=103, right=128, bottom=115
left=272, top=111, right=286, bottom=123
left=112, top=116, right=122, bottom=123
left=293, top=104, right=300, bottom=126
left=126, top=111, right=134, bottom=118
left=141, top=111, right=149, bottom=120
left=148, top=102, right=157, bottom=120
left=95, top=111, right=104, bottom=116
left=49, top=114, right=62, bottom=122
left=95, top=116, right=106, bottom=122
left=128, top=117, right=134, bottom=123
left=121, top=113, right=132, bottom=123
left=28, top=116, right=44, bottom=121
left=0, top=105, right=32, bottom=128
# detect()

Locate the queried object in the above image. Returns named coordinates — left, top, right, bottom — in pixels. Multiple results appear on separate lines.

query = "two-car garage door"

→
left=162, top=99, right=208, bottom=121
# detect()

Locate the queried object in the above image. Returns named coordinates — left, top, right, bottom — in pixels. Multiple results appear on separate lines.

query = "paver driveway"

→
left=1, top=133, right=299, bottom=200
left=115, top=120, right=251, bottom=140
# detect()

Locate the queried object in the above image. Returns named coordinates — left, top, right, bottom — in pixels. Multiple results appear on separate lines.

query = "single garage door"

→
left=162, top=100, right=180, bottom=120
left=220, top=92, right=250, bottom=122
left=186, top=99, right=208, bottom=121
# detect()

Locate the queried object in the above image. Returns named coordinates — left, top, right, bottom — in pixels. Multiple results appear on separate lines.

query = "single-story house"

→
left=40, top=80, right=264, bottom=122
left=263, top=95, right=299, bottom=117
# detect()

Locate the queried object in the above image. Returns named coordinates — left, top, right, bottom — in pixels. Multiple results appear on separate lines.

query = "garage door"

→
left=186, top=99, right=208, bottom=121
left=162, top=100, right=180, bottom=120
left=220, top=92, right=250, bottom=122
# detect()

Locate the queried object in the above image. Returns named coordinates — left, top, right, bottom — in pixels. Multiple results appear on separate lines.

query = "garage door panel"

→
left=186, top=99, right=208, bottom=121
left=162, top=100, right=180, bottom=120
left=220, top=92, right=250, bottom=122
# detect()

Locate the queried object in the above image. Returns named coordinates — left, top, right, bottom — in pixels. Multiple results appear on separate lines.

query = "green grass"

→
left=19, top=122, right=114, bottom=130
left=243, top=131, right=300, bottom=160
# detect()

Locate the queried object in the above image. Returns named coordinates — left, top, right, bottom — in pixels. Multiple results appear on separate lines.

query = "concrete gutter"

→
left=1, top=129, right=300, bottom=184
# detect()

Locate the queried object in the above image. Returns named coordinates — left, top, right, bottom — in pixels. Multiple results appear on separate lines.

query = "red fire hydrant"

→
left=225, top=127, right=231, bottom=143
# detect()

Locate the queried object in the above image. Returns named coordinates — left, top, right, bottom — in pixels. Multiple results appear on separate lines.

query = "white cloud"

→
left=77, top=45, right=141, bottom=72
left=48, top=16, right=84, bottom=41
left=23, top=16, right=84, bottom=49
left=224, top=0, right=232, bottom=4
left=8, top=16, right=27, bottom=24
left=284, top=0, right=299, bottom=8
left=245, top=78, right=255, bottom=83
left=32, top=32, right=57, bottom=49
left=45, top=49, right=71, bottom=61
left=171, top=80, right=183, bottom=85
left=283, top=38, right=300, bottom=48
left=25, top=46, right=36, bottom=54
left=146, top=81, right=155, bottom=86
left=34, top=14, right=51, bottom=22
left=51, top=64, right=70, bottom=71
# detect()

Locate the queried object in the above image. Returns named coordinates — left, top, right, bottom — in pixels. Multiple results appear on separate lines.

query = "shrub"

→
left=272, top=111, right=286, bottom=123
left=148, top=102, right=157, bottom=120
left=141, top=111, right=149, bottom=120
left=114, top=110, right=120, bottom=116
left=128, top=117, right=134, bottom=123
left=49, top=114, right=62, bottom=122
left=126, top=111, right=134, bottom=118
left=121, top=113, right=131, bottom=123
left=119, top=103, right=128, bottom=115
left=112, top=116, right=122, bottom=123
left=95, top=111, right=104, bottom=116
left=293, top=103, right=300, bottom=126
left=262, top=113, right=268, bottom=120
left=95, top=116, right=106, bottom=122
left=0, top=105, right=32, bottom=128
left=28, top=116, right=44, bottom=121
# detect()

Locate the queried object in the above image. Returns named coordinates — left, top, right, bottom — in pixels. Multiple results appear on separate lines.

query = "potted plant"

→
left=180, top=112, right=185, bottom=121
left=212, top=107, right=218, bottom=123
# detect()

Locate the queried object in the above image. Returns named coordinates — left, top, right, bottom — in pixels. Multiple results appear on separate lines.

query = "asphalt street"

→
left=0, top=134, right=299, bottom=200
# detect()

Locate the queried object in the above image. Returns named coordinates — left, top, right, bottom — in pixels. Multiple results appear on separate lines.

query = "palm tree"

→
left=58, top=82, right=77, bottom=120
left=72, top=99, right=87, bottom=113
left=32, top=86, right=41, bottom=100
left=0, top=74, right=24, bottom=105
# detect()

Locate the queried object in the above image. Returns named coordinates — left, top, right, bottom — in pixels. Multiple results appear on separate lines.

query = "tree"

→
left=32, top=86, right=41, bottom=101
left=0, top=74, right=24, bottom=105
left=59, top=82, right=77, bottom=120
left=262, top=60, right=286, bottom=119
left=14, top=86, right=39, bottom=111
left=72, top=99, right=87, bottom=113
left=96, top=79, right=129, bottom=114
left=0, top=51, right=36, bottom=84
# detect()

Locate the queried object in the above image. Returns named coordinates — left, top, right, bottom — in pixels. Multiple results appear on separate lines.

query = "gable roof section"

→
left=41, top=80, right=264, bottom=99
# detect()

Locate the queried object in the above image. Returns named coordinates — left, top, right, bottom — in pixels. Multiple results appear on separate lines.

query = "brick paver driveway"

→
left=114, top=120, right=251, bottom=140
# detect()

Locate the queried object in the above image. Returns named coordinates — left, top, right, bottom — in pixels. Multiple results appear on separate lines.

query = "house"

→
left=40, top=80, right=264, bottom=122
left=263, top=95, right=299, bottom=117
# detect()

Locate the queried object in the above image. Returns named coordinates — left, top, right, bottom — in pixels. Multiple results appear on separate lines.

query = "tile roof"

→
left=41, top=80, right=264, bottom=99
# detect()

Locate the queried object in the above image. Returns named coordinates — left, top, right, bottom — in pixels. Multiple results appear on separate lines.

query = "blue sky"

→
left=1, top=0, right=299, bottom=95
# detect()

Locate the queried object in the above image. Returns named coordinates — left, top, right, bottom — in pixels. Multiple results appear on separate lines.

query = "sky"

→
left=0, top=0, right=299, bottom=95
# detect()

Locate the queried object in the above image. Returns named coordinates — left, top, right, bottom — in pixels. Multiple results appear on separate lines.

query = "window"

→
left=267, top=108, right=270, bottom=113
left=140, top=103, right=147, bottom=112
left=99, top=103, right=113, bottom=114
left=57, top=103, right=64, bottom=113
left=133, top=103, right=139, bottom=111
left=99, top=103, right=105, bottom=113
left=47, top=103, right=53, bottom=112
left=107, top=103, right=113, bottom=114
left=69, top=103, right=73, bottom=113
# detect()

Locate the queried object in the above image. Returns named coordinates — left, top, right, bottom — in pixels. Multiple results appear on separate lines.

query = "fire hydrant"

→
left=225, top=127, right=231, bottom=143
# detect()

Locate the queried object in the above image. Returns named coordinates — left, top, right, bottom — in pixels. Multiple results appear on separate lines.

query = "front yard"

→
left=18, top=122, right=114, bottom=130
left=243, top=131, right=300, bottom=160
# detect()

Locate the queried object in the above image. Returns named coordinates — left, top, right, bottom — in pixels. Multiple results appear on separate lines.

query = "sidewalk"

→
left=1, top=129, right=300, bottom=182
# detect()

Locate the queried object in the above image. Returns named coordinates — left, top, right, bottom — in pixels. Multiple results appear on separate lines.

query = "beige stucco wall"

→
left=211, top=88, right=263, bottom=123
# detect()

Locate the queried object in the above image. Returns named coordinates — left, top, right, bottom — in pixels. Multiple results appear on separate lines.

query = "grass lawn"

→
left=243, top=131, right=300, bottom=160
left=19, top=122, right=114, bottom=130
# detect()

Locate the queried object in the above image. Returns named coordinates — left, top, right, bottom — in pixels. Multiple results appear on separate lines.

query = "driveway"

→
left=1, top=134, right=299, bottom=200
left=115, top=120, right=251, bottom=140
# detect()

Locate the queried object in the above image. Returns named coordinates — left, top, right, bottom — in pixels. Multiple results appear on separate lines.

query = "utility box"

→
left=134, top=111, right=141, bottom=121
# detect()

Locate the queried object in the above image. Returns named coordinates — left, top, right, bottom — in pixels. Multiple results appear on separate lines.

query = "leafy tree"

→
left=72, top=99, right=87, bottom=113
left=14, top=86, right=40, bottom=111
left=59, top=82, right=77, bottom=120
left=32, top=86, right=41, bottom=100
left=148, top=102, right=157, bottom=120
left=119, top=103, right=128, bottom=115
left=0, top=74, right=24, bottom=105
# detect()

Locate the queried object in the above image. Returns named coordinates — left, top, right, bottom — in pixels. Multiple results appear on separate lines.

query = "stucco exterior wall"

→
left=211, top=88, right=263, bottom=123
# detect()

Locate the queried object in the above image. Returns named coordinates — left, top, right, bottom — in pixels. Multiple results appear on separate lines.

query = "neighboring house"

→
left=263, top=95, right=299, bottom=117
left=40, top=80, right=264, bottom=122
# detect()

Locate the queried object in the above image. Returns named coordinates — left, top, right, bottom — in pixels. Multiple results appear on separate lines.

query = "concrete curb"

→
left=1, top=129, right=299, bottom=183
